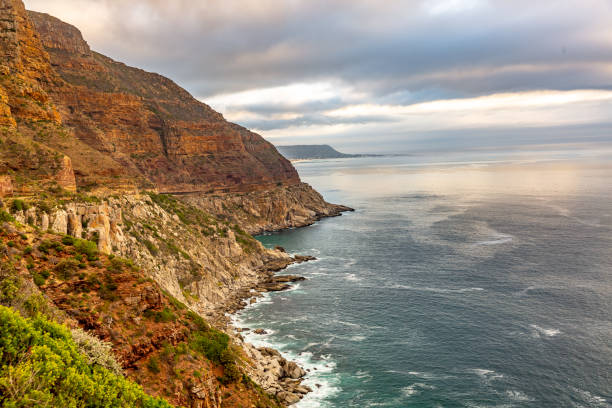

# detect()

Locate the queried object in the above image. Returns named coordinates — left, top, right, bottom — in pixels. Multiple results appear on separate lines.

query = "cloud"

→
left=23, top=0, right=612, bottom=151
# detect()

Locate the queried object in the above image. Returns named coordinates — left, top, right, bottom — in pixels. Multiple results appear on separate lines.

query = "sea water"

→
left=233, top=146, right=612, bottom=407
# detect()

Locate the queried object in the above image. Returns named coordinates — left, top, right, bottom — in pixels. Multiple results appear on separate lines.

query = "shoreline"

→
left=210, top=206, right=353, bottom=406
left=216, top=254, right=317, bottom=406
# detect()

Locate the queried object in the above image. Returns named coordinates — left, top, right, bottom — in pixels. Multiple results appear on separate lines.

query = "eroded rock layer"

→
left=28, top=10, right=299, bottom=194
left=182, top=182, right=354, bottom=235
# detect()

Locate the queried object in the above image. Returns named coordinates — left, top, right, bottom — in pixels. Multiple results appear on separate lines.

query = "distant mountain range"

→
left=276, top=145, right=378, bottom=160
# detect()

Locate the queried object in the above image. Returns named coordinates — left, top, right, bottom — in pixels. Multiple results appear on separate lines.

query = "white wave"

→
left=344, top=273, right=362, bottom=282
left=406, top=371, right=448, bottom=380
left=469, top=368, right=504, bottom=383
left=335, top=320, right=361, bottom=328
left=571, top=388, right=609, bottom=407
left=342, top=258, right=358, bottom=268
left=302, top=342, right=321, bottom=350
left=505, top=390, right=534, bottom=402
left=237, top=322, right=341, bottom=408
left=283, top=283, right=302, bottom=292
left=530, top=324, right=561, bottom=338
left=475, top=236, right=513, bottom=246
left=294, top=353, right=341, bottom=408
left=402, top=382, right=436, bottom=397
left=350, top=335, right=366, bottom=342
left=355, top=370, right=373, bottom=380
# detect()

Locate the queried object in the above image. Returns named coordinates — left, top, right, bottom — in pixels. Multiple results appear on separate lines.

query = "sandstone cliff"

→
left=28, top=10, right=299, bottom=194
left=0, top=2, right=352, bottom=406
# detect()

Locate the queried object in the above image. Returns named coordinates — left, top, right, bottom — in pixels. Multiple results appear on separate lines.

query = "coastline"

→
left=214, top=213, right=349, bottom=406
left=215, top=253, right=318, bottom=406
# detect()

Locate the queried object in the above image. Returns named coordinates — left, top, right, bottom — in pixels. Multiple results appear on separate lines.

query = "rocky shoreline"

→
left=216, top=251, right=318, bottom=406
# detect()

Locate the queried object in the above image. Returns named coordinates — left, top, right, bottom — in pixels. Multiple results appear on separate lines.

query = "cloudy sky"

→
left=24, top=0, right=612, bottom=153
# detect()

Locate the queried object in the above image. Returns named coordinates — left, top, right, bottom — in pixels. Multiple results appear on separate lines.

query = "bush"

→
left=10, top=199, right=27, bottom=212
left=22, top=246, right=32, bottom=255
left=106, top=256, right=135, bottom=274
left=38, top=240, right=63, bottom=254
left=54, top=258, right=80, bottom=280
left=0, top=211, right=14, bottom=223
left=143, top=239, right=159, bottom=256
left=99, top=274, right=118, bottom=301
left=70, top=327, right=124, bottom=376
left=0, top=306, right=173, bottom=407
left=61, top=235, right=75, bottom=246
left=33, top=273, right=46, bottom=286
left=189, top=328, right=230, bottom=364
left=74, top=239, right=98, bottom=261
left=144, top=307, right=176, bottom=323
left=147, top=356, right=161, bottom=374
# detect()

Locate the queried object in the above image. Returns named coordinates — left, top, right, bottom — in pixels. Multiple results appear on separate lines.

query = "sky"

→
left=24, top=0, right=612, bottom=153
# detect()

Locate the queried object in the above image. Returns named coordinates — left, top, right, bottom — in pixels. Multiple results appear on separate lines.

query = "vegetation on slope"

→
left=0, top=207, right=282, bottom=408
left=0, top=305, right=173, bottom=408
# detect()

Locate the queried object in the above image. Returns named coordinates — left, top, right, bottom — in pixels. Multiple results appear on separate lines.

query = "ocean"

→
left=233, top=147, right=612, bottom=408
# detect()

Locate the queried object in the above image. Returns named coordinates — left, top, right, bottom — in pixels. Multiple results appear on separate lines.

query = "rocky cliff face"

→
left=9, top=192, right=316, bottom=405
left=0, top=0, right=135, bottom=193
left=0, top=0, right=61, bottom=124
left=28, top=11, right=299, bottom=194
left=183, top=182, right=353, bottom=235
left=0, top=2, right=351, bottom=406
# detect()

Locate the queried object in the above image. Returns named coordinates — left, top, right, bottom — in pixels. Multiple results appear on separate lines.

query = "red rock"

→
left=28, top=10, right=300, bottom=194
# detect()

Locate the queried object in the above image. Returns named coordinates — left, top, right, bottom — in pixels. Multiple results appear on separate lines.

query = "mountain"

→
left=0, top=1, right=352, bottom=406
left=277, top=144, right=362, bottom=160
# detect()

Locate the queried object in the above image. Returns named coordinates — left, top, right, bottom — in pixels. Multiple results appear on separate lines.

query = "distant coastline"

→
left=276, top=144, right=382, bottom=161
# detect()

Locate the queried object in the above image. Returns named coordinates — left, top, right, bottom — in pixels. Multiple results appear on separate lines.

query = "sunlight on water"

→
left=240, top=146, right=612, bottom=408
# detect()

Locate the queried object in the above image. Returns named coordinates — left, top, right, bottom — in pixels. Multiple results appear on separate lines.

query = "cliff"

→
left=4, top=192, right=319, bottom=406
left=28, top=10, right=299, bottom=194
left=0, top=214, right=299, bottom=407
left=0, top=1, right=352, bottom=406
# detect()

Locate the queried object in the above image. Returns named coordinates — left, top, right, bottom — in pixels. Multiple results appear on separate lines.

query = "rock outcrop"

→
left=9, top=192, right=313, bottom=405
left=182, top=182, right=353, bottom=234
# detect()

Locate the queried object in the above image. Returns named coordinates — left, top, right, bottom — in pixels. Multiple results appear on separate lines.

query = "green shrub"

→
left=100, top=274, right=118, bottom=301
left=54, top=258, right=80, bottom=280
left=33, top=273, right=46, bottom=286
left=144, top=307, right=176, bottom=323
left=143, top=239, right=159, bottom=256
left=38, top=240, right=63, bottom=254
left=106, top=256, right=135, bottom=273
left=74, top=239, right=98, bottom=261
left=0, top=275, right=19, bottom=304
left=220, top=360, right=242, bottom=384
left=186, top=310, right=208, bottom=331
left=23, top=293, right=48, bottom=316
left=189, top=328, right=230, bottom=364
left=61, top=235, right=75, bottom=246
left=0, top=211, right=14, bottom=223
left=22, top=246, right=32, bottom=255
left=10, top=199, right=27, bottom=212
left=0, top=306, right=173, bottom=407
left=147, top=356, right=161, bottom=374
